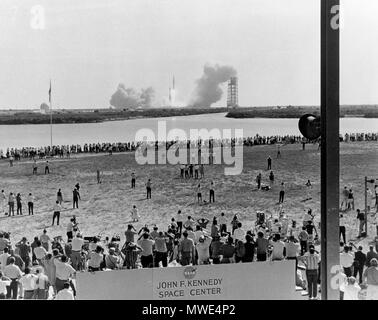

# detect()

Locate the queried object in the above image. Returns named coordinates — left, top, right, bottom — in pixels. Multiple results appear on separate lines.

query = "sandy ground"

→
left=0, top=142, right=377, bottom=250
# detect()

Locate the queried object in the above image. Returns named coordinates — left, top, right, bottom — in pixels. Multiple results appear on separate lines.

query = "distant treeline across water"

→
left=226, top=105, right=378, bottom=119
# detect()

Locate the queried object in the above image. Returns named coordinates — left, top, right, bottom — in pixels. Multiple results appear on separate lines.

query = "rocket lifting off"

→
left=169, top=76, right=176, bottom=107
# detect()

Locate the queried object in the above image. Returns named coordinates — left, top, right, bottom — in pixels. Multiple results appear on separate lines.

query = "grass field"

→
left=0, top=142, right=377, bottom=250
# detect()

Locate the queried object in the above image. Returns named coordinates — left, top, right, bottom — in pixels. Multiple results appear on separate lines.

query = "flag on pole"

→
left=48, top=80, right=51, bottom=103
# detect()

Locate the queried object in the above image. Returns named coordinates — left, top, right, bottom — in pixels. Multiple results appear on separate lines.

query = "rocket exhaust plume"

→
left=189, top=64, right=237, bottom=108
left=110, top=84, right=155, bottom=108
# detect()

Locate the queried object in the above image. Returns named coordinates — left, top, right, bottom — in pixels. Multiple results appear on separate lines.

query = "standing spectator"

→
left=87, top=246, right=104, bottom=271
left=1, top=190, right=6, bottom=215
left=54, top=255, right=76, bottom=293
left=3, top=257, right=22, bottom=299
left=366, top=246, right=378, bottom=267
left=356, top=209, right=365, bottom=237
left=131, top=172, right=136, bottom=188
left=125, top=224, right=137, bottom=244
left=210, top=219, right=220, bottom=238
left=299, top=244, right=320, bottom=300
left=209, top=181, right=215, bottom=203
left=8, top=192, right=15, bottom=216
left=32, top=160, right=38, bottom=175
left=52, top=201, right=62, bottom=226
left=34, top=267, right=50, bottom=300
left=105, top=247, right=121, bottom=269
left=210, top=235, right=222, bottom=264
left=256, top=232, right=269, bottom=261
left=194, top=164, right=199, bottom=179
left=196, top=235, right=212, bottom=265
left=176, top=210, right=183, bottom=234
left=340, top=246, right=354, bottom=277
left=27, top=193, right=34, bottom=215
left=218, top=212, right=227, bottom=234
left=154, top=232, right=169, bottom=267
left=16, top=237, right=31, bottom=268
left=179, top=164, right=185, bottom=179
left=45, top=161, right=50, bottom=174
left=339, top=213, right=347, bottom=244
left=16, top=193, right=22, bottom=215
left=285, top=235, right=299, bottom=269
left=270, top=234, right=285, bottom=261
left=137, top=233, right=154, bottom=268
left=55, top=282, right=74, bottom=300
left=20, top=267, right=37, bottom=299
left=363, top=258, right=378, bottom=300
left=70, top=234, right=84, bottom=271
left=123, top=242, right=142, bottom=269
left=278, top=182, right=285, bottom=203
left=0, top=271, right=11, bottom=299
left=348, top=189, right=355, bottom=210
left=341, top=186, right=349, bottom=211
left=0, top=234, right=11, bottom=256
left=178, top=231, right=195, bottom=266
left=66, top=218, right=76, bottom=242
left=131, top=205, right=139, bottom=222
left=231, top=215, right=239, bottom=235
left=233, top=222, right=246, bottom=242
left=34, top=241, right=47, bottom=265
left=145, top=179, right=152, bottom=199
left=40, top=229, right=50, bottom=252
left=343, top=277, right=361, bottom=300
left=57, top=189, right=63, bottom=205
left=353, top=246, right=367, bottom=284
left=276, top=145, right=281, bottom=159
left=72, top=188, right=80, bottom=209
left=242, top=234, right=256, bottom=262
left=0, top=247, right=10, bottom=271
left=30, top=237, right=39, bottom=265
left=220, top=236, right=235, bottom=264
left=234, top=240, right=245, bottom=263
left=196, top=184, right=202, bottom=203
left=267, top=156, right=272, bottom=170
left=199, top=164, right=204, bottom=179
left=256, top=173, right=262, bottom=190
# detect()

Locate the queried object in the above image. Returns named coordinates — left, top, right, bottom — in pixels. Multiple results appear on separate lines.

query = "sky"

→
left=0, top=0, right=377, bottom=109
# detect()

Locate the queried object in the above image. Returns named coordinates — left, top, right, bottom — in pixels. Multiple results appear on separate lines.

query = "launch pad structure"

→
left=227, top=76, right=238, bottom=109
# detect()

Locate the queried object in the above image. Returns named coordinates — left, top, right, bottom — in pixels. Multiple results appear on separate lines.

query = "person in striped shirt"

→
left=299, top=244, right=320, bottom=300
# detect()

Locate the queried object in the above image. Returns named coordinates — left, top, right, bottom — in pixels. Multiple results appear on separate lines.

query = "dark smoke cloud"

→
left=189, top=64, right=237, bottom=108
left=110, top=84, right=155, bottom=108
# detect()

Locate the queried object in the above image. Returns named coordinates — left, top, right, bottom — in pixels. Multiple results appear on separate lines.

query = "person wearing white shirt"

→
left=52, top=201, right=62, bottom=226
left=70, top=234, right=84, bottom=271
left=340, top=246, right=354, bottom=277
left=218, top=212, right=227, bottom=234
left=233, top=223, right=246, bottom=242
left=34, top=241, right=47, bottom=262
left=196, top=235, right=212, bottom=265
left=270, top=234, right=285, bottom=261
left=0, top=271, right=11, bottom=299
left=343, top=277, right=361, bottom=300
left=54, top=255, right=76, bottom=293
left=0, top=190, right=6, bottom=215
left=27, top=193, right=34, bottom=215
left=55, top=282, right=74, bottom=300
left=0, top=247, right=10, bottom=271
left=3, top=257, right=22, bottom=299
left=20, top=267, right=37, bottom=299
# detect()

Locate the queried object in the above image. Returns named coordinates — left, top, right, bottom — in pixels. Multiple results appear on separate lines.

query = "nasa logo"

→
left=183, top=266, right=196, bottom=279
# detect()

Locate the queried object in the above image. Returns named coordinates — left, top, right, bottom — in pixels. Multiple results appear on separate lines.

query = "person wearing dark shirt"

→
left=30, top=237, right=39, bottom=264
left=73, top=188, right=80, bottom=209
left=356, top=209, right=365, bottom=238
left=366, top=246, right=378, bottom=267
left=210, top=235, right=222, bottom=264
left=353, top=246, right=367, bottom=284
left=242, top=234, right=256, bottom=262
left=256, top=232, right=269, bottom=261
left=16, top=237, right=31, bottom=268
left=267, top=156, right=272, bottom=170
left=220, top=237, right=235, bottom=263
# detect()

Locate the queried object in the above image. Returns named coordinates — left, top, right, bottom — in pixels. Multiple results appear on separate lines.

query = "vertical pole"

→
left=365, top=177, right=368, bottom=236
left=320, top=0, right=340, bottom=300
left=49, top=79, right=53, bottom=156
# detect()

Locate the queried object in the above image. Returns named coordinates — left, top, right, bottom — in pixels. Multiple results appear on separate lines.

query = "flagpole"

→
left=49, top=80, right=53, bottom=156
